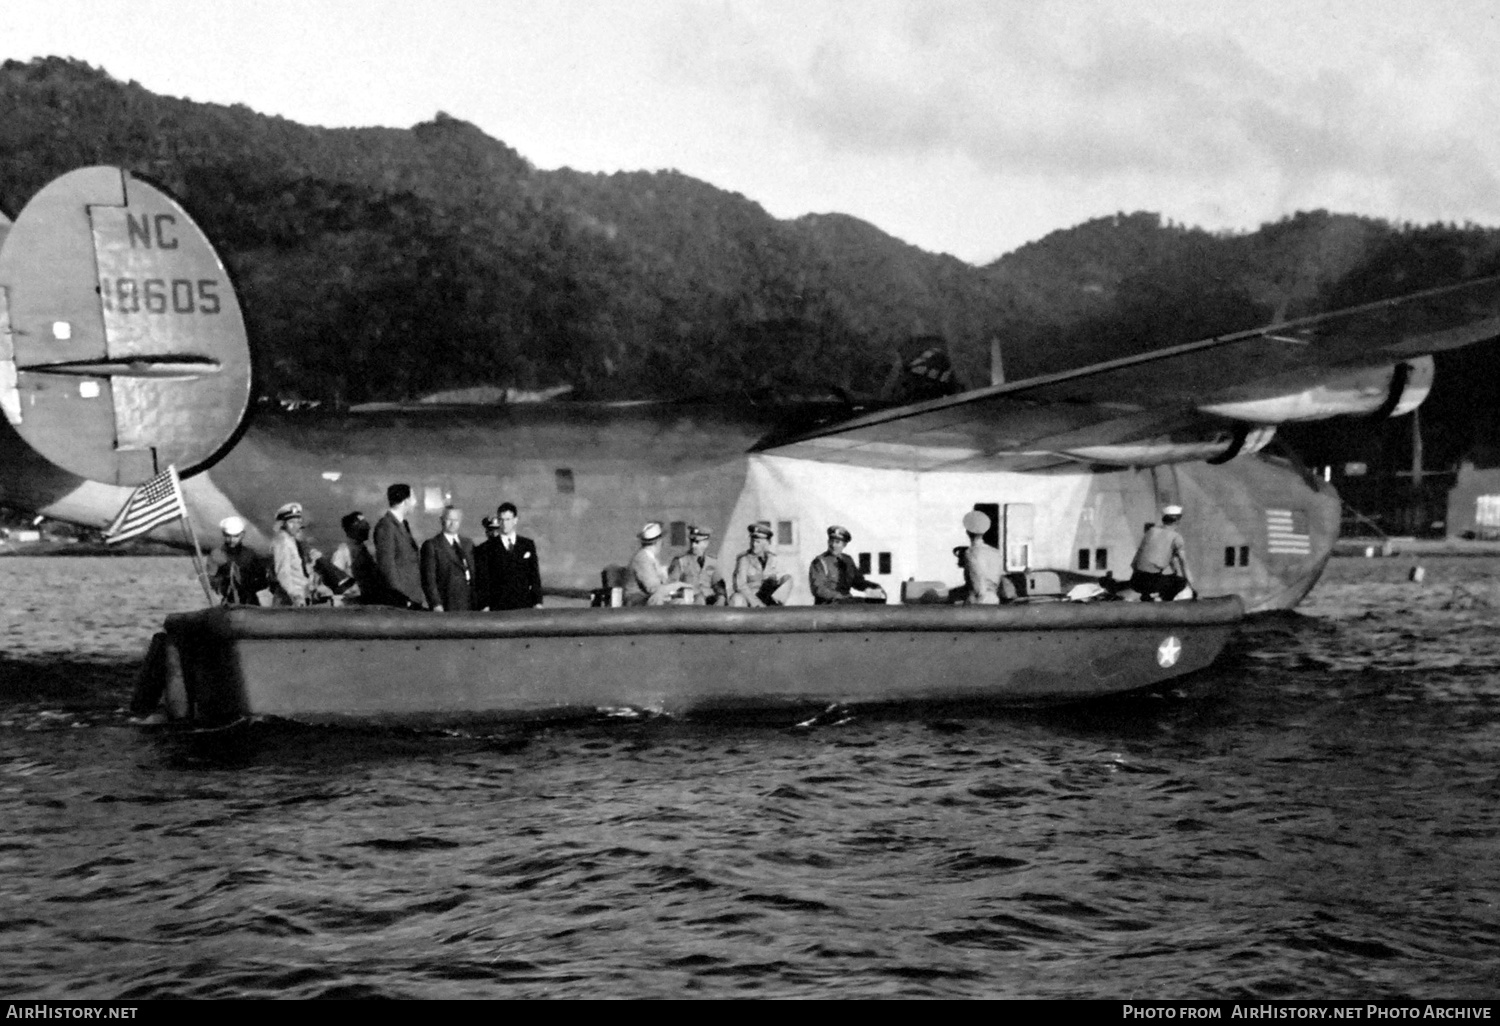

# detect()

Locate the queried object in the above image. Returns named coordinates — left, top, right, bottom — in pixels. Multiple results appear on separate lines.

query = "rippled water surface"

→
left=2, top=555, right=1498, bottom=998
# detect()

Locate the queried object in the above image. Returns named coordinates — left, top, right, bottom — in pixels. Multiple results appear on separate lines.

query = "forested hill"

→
left=3, top=56, right=1499, bottom=411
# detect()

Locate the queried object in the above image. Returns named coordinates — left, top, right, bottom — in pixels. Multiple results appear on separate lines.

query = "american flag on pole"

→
left=104, top=465, right=187, bottom=544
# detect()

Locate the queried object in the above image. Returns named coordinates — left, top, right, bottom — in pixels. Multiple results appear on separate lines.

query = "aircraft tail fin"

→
left=0, top=168, right=252, bottom=486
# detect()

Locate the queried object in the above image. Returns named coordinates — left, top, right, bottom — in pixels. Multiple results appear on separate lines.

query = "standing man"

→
left=961, top=510, right=1006, bottom=605
left=270, top=502, right=322, bottom=606
left=668, top=525, right=725, bottom=605
left=625, top=522, right=694, bottom=605
left=1130, top=504, right=1193, bottom=601
left=206, top=515, right=269, bottom=606
left=476, top=502, right=543, bottom=610
left=809, top=525, right=885, bottom=605
left=373, top=483, right=425, bottom=609
left=420, top=506, right=478, bottom=612
left=729, top=522, right=793, bottom=607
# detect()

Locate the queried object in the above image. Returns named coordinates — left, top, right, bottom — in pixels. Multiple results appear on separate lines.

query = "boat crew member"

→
left=373, top=483, right=426, bottom=609
left=270, top=502, right=325, bottom=606
left=625, top=522, right=695, bottom=605
left=329, top=512, right=379, bottom=605
left=729, top=522, right=793, bottom=607
left=1130, top=504, right=1193, bottom=601
left=206, top=515, right=269, bottom=606
left=421, top=505, right=478, bottom=612
left=475, top=502, right=543, bottom=610
left=961, top=510, right=1006, bottom=605
left=668, top=525, right=725, bottom=605
left=809, top=525, right=885, bottom=605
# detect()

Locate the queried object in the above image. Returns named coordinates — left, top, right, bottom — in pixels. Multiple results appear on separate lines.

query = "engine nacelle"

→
left=0, top=168, right=251, bottom=486
left=1197, top=356, right=1433, bottom=424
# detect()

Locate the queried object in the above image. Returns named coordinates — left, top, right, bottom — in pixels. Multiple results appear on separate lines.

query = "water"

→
left=2, top=555, right=1498, bottom=998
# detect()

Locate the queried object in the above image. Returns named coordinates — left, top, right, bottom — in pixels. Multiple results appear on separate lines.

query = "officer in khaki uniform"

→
left=729, top=522, right=793, bottom=607
left=668, top=525, right=725, bottom=605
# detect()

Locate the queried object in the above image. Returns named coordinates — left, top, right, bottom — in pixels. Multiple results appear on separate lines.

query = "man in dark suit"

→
left=475, top=502, right=543, bottom=610
left=420, top=505, right=478, bottom=612
left=373, top=482, right=426, bottom=608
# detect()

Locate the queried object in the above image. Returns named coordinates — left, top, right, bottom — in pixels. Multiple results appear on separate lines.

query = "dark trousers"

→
left=1129, top=570, right=1188, bottom=601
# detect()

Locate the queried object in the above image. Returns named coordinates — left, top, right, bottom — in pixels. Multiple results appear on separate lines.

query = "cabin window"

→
left=555, top=468, right=575, bottom=494
left=423, top=485, right=447, bottom=513
left=1002, top=503, right=1034, bottom=572
left=878, top=552, right=892, bottom=575
left=1224, top=546, right=1236, bottom=567
left=1239, top=545, right=1250, bottom=567
left=1078, top=548, right=1091, bottom=570
left=1094, top=547, right=1108, bottom=570
left=777, top=520, right=794, bottom=546
left=1224, top=545, right=1251, bottom=567
left=857, top=552, right=871, bottom=574
left=973, top=502, right=1001, bottom=549
left=1477, top=495, right=1500, bottom=532
left=669, top=521, right=687, bottom=548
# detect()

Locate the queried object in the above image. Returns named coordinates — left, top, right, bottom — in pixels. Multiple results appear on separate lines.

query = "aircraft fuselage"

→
left=0, top=401, right=1340, bottom=612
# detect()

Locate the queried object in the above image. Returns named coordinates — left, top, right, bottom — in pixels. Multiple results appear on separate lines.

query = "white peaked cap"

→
left=219, top=515, right=246, bottom=534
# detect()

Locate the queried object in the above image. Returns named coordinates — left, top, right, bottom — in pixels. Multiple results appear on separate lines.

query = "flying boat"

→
left=4, top=168, right=1498, bottom=617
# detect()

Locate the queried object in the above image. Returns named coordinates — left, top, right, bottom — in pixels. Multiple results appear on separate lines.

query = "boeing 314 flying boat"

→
left=3, top=167, right=1500, bottom=617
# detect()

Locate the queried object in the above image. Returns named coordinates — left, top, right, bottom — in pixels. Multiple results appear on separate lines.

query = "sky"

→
left=3, top=0, right=1499, bottom=264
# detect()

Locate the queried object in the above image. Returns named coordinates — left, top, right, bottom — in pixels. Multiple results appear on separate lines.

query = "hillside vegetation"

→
left=3, top=56, right=1499, bottom=424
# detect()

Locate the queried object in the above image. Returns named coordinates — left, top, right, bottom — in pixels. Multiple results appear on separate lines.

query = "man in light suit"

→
left=475, top=501, right=543, bottom=610
left=373, top=482, right=426, bottom=609
left=421, top=506, right=478, bottom=612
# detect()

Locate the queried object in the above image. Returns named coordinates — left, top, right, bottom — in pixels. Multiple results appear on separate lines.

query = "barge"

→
left=143, top=597, right=1244, bottom=726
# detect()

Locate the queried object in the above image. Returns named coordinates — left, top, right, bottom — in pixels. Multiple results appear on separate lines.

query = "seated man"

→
left=624, top=522, right=695, bottom=606
left=729, top=522, right=793, bottom=607
left=668, top=525, right=726, bottom=605
left=809, top=525, right=885, bottom=605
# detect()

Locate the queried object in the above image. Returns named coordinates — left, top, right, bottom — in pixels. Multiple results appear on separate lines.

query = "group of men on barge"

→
left=206, top=483, right=1193, bottom=609
left=207, top=483, right=542, bottom=611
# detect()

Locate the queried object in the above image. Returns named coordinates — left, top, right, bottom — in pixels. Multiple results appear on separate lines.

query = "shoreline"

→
left=1333, top=537, right=1500, bottom=557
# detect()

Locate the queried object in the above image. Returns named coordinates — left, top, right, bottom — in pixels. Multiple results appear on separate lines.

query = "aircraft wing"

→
left=760, top=274, right=1500, bottom=472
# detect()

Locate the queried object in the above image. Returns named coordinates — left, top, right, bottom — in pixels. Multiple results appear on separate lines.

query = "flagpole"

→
left=170, top=466, right=215, bottom=606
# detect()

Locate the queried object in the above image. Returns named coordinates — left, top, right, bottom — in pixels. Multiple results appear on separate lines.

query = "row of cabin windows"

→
left=666, top=519, right=799, bottom=549
left=1079, top=545, right=1254, bottom=571
left=1077, top=548, right=1109, bottom=571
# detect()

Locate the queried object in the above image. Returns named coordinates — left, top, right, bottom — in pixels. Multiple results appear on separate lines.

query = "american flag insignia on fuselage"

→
left=1265, top=508, right=1311, bottom=555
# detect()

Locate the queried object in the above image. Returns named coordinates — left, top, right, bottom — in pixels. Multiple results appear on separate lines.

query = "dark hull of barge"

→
left=153, top=598, right=1244, bottom=726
